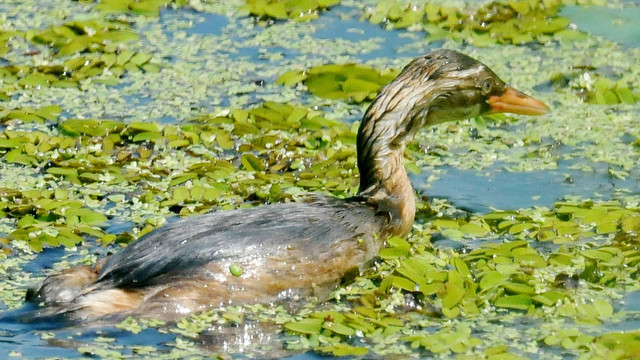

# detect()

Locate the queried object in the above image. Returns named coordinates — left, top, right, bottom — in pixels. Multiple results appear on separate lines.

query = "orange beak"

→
left=488, top=86, right=550, bottom=116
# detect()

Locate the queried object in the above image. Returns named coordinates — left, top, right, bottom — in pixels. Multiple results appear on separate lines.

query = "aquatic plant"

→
left=242, top=0, right=341, bottom=22
left=93, top=0, right=189, bottom=16
left=0, top=102, right=362, bottom=252
left=0, top=0, right=639, bottom=358
left=25, top=20, right=138, bottom=56
left=362, top=0, right=602, bottom=46
left=276, top=63, right=399, bottom=103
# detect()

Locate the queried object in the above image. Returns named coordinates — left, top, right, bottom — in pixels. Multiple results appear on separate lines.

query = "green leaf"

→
left=241, top=153, right=265, bottom=171
left=494, top=294, right=533, bottom=310
left=65, top=208, right=108, bottom=225
left=284, top=318, right=323, bottom=334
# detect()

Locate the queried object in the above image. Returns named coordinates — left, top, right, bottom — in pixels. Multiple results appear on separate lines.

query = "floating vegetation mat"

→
left=242, top=0, right=341, bottom=23
left=90, top=0, right=190, bottom=17
left=1, top=0, right=640, bottom=359
left=362, top=0, right=604, bottom=46
left=550, top=69, right=639, bottom=105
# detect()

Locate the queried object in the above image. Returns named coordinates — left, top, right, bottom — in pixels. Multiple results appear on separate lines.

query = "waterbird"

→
left=25, top=49, right=550, bottom=322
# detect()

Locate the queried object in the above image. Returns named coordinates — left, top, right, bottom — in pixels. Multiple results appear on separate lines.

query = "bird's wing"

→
left=96, top=198, right=382, bottom=289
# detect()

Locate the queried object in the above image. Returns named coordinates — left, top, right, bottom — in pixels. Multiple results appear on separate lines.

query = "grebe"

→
left=26, top=49, right=549, bottom=321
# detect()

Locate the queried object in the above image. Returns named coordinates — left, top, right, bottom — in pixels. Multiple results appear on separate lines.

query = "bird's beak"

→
left=488, top=86, right=550, bottom=116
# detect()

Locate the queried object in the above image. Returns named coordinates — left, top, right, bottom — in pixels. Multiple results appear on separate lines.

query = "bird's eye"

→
left=481, top=78, right=492, bottom=94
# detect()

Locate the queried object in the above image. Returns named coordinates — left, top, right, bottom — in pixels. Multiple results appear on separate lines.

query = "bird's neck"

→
left=356, top=99, right=420, bottom=237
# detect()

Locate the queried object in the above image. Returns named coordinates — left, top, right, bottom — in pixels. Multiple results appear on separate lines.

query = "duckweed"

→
left=0, top=30, right=18, bottom=56
left=0, top=51, right=158, bottom=94
left=229, top=263, right=243, bottom=276
left=0, top=105, right=62, bottom=124
left=0, top=101, right=361, bottom=252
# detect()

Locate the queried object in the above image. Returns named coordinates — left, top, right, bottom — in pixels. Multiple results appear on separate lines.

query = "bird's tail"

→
left=2, top=264, right=102, bottom=327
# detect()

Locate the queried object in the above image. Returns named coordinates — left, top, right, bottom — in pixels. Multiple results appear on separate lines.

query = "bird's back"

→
left=29, top=196, right=387, bottom=320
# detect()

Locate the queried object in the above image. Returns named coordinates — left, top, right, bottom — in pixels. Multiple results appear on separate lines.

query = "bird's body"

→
left=24, top=49, right=550, bottom=322
left=34, top=197, right=385, bottom=319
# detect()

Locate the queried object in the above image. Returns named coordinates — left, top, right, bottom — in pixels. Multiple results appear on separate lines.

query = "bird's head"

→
left=357, top=49, right=551, bottom=198
left=367, top=49, right=550, bottom=134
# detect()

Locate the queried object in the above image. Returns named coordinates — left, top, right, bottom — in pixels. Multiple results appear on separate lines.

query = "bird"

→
left=23, top=49, right=550, bottom=322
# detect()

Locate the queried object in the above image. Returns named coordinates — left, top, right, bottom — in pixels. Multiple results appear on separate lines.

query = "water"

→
left=1, top=1, right=640, bottom=359
left=415, top=159, right=640, bottom=213
left=560, top=5, right=640, bottom=47
left=313, top=5, right=431, bottom=60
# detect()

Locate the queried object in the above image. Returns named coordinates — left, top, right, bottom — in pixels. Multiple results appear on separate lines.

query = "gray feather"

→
left=97, top=196, right=384, bottom=289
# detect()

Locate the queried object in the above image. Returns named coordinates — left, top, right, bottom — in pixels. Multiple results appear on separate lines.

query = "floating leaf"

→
left=284, top=318, right=323, bottom=334
left=494, top=294, right=533, bottom=310
left=277, top=63, right=398, bottom=104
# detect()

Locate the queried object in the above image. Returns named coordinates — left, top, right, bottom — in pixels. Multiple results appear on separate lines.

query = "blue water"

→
left=416, top=159, right=640, bottom=213
left=560, top=6, right=640, bottom=47
left=313, top=5, right=432, bottom=60
left=186, top=11, right=228, bottom=35
left=2, top=2, right=640, bottom=359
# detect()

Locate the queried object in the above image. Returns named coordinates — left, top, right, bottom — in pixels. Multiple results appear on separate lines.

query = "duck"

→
left=24, top=49, right=550, bottom=322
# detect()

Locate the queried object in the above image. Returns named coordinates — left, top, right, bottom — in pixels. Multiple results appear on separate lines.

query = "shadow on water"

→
left=0, top=310, right=324, bottom=359
left=0, top=305, right=79, bottom=359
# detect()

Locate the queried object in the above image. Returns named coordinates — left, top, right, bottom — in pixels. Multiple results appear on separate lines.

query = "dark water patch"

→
left=601, top=292, right=640, bottom=333
left=235, top=45, right=301, bottom=66
left=86, top=327, right=175, bottom=349
left=104, top=218, right=136, bottom=235
left=20, top=247, right=66, bottom=274
left=0, top=307, right=79, bottom=358
left=155, top=115, right=178, bottom=124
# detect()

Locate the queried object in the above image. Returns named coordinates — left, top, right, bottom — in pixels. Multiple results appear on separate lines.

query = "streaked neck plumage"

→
left=355, top=69, right=438, bottom=237
left=355, top=49, right=550, bottom=238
